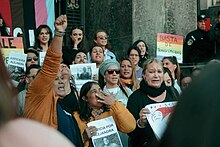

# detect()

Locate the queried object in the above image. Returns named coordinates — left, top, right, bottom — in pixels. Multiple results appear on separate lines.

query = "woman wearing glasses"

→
left=127, top=45, right=143, bottom=80
left=25, top=48, right=39, bottom=68
left=73, top=81, right=136, bottom=147
left=99, top=59, right=133, bottom=147
left=127, top=58, right=177, bottom=147
left=88, top=30, right=116, bottom=62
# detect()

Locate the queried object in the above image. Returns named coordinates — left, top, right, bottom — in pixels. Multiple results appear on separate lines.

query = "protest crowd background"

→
left=1, top=1, right=220, bottom=147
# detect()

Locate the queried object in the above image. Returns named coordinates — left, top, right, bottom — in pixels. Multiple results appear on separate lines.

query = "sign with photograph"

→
left=145, top=101, right=177, bottom=140
left=70, top=63, right=96, bottom=91
left=87, top=116, right=123, bottom=147
left=156, top=33, right=183, bottom=63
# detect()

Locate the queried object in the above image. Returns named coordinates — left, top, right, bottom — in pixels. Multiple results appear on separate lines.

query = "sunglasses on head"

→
left=27, top=56, right=38, bottom=62
left=106, top=70, right=120, bottom=74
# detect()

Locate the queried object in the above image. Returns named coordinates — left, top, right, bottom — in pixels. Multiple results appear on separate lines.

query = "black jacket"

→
left=183, top=29, right=214, bottom=64
left=127, top=81, right=177, bottom=147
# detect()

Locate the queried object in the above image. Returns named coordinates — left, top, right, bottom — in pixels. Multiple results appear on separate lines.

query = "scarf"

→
left=140, top=80, right=166, bottom=97
left=120, top=78, right=133, bottom=86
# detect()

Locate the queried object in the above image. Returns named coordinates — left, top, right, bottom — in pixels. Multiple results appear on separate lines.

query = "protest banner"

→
left=0, top=36, right=24, bottom=65
left=87, top=116, right=123, bottom=147
left=70, top=63, right=96, bottom=91
left=145, top=101, right=177, bottom=140
left=156, top=33, right=183, bottom=63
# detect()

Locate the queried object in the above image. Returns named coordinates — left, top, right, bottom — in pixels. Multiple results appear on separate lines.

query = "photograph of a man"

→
left=78, top=67, right=90, bottom=80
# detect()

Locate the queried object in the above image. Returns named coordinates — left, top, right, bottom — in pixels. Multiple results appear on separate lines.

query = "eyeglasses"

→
left=106, top=70, right=120, bottom=74
left=129, top=54, right=139, bottom=57
left=97, top=36, right=109, bottom=40
left=27, top=56, right=38, bottom=62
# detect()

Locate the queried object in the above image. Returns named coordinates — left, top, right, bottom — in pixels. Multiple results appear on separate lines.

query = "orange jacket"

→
left=24, top=45, right=62, bottom=129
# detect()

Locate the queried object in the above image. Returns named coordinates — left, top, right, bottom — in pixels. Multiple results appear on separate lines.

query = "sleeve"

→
left=126, top=92, right=153, bottom=145
left=26, top=45, right=62, bottom=103
left=183, top=33, right=193, bottom=63
left=110, top=100, right=136, bottom=133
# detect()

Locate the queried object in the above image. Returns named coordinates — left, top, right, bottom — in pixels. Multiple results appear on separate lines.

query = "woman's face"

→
left=94, top=32, right=108, bottom=47
left=120, top=60, right=132, bottom=79
left=38, top=28, right=50, bottom=45
left=86, top=84, right=103, bottom=109
left=104, top=66, right=120, bottom=86
left=163, top=59, right=176, bottom=74
left=70, top=28, right=83, bottom=43
left=164, top=72, right=172, bottom=87
left=26, top=52, right=39, bottom=68
left=143, top=62, right=164, bottom=88
left=129, top=49, right=140, bottom=66
left=73, top=52, right=87, bottom=64
left=137, top=41, right=147, bottom=56
left=90, top=46, right=104, bottom=64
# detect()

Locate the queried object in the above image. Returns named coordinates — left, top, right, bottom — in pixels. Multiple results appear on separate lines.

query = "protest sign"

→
left=156, top=33, right=183, bottom=63
left=70, top=63, right=96, bottom=91
left=145, top=101, right=177, bottom=140
left=87, top=116, right=123, bottom=147
left=0, top=36, right=24, bottom=65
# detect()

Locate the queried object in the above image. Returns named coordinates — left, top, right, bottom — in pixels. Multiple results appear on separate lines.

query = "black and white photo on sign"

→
left=7, top=51, right=27, bottom=85
left=87, top=116, right=123, bottom=147
left=70, top=63, right=96, bottom=90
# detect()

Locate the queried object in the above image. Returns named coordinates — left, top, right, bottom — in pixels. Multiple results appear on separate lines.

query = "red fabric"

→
left=0, top=0, right=12, bottom=35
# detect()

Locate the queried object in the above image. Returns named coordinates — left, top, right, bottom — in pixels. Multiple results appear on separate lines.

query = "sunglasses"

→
left=27, top=56, right=38, bottom=62
left=106, top=70, right=120, bottom=74
left=97, top=36, right=109, bottom=40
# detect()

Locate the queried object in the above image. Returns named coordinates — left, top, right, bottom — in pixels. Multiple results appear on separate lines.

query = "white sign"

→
left=8, top=51, right=27, bottom=70
left=146, top=101, right=177, bottom=140
left=87, top=116, right=123, bottom=147
left=39, top=51, right=46, bottom=66
left=70, top=63, right=96, bottom=91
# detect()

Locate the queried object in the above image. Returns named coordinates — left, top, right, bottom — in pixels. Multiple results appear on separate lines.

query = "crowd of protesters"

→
left=1, top=11, right=220, bottom=147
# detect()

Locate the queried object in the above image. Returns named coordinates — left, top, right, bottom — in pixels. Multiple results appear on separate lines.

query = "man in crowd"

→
left=183, top=14, right=215, bottom=64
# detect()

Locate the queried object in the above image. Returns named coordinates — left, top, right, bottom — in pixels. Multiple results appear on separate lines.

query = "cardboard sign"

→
left=156, top=33, right=183, bottom=63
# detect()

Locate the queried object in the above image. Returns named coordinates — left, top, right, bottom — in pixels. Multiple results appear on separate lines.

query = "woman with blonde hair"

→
left=120, top=57, right=139, bottom=91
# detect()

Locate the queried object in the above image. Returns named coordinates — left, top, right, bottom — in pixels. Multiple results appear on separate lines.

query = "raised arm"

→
left=52, top=15, right=67, bottom=53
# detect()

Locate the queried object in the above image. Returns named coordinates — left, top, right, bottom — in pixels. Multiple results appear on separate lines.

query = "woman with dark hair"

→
left=73, top=81, right=136, bottom=147
left=63, top=26, right=86, bottom=66
left=132, top=40, right=149, bottom=67
left=163, top=67, right=180, bottom=98
left=0, top=14, right=9, bottom=36
left=34, top=24, right=52, bottom=52
left=87, top=30, right=116, bottom=62
left=120, top=57, right=139, bottom=92
left=127, top=45, right=143, bottom=80
left=162, top=56, right=182, bottom=94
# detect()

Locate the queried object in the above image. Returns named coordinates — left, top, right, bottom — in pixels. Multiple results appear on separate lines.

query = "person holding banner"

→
left=23, top=15, right=83, bottom=146
left=74, top=81, right=136, bottom=147
left=127, top=58, right=177, bottom=147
